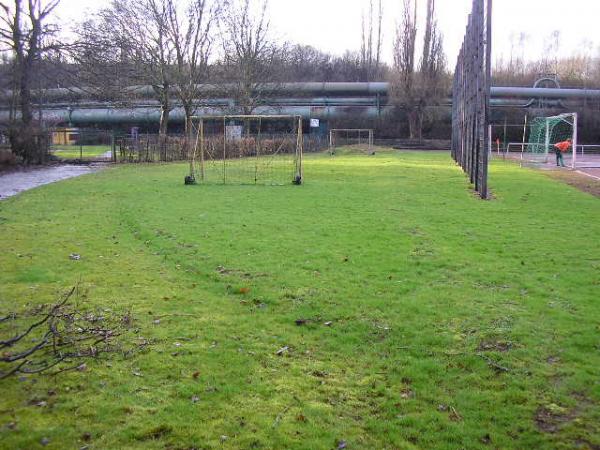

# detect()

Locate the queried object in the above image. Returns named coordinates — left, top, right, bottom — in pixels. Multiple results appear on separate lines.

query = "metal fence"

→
left=50, top=131, right=198, bottom=163
left=45, top=130, right=338, bottom=164
left=451, top=0, right=492, bottom=199
left=49, top=130, right=114, bottom=162
left=115, top=135, right=189, bottom=163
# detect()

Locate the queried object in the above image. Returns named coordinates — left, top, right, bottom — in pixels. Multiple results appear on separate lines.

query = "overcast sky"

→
left=55, top=0, right=600, bottom=66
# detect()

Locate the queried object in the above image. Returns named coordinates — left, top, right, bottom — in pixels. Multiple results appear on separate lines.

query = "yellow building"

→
left=51, top=128, right=79, bottom=146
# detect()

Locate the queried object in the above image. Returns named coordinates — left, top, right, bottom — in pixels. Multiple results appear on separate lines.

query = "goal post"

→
left=525, top=113, right=578, bottom=167
left=187, top=115, right=303, bottom=185
left=329, top=129, right=374, bottom=155
left=492, top=114, right=600, bottom=169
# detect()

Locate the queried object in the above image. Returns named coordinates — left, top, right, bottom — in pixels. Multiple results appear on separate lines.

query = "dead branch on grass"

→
left=477, top=353, right=511, bottom=373
left=1, top=287, right=147, bottom=379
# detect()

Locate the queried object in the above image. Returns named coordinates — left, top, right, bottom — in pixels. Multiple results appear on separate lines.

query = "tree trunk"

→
left=18, top=64, right=33, bottom=127
left=5, top=0, right=56, bottom=165
left=417, top=110, right=424, bottom=142
left=183, top=104, right=194, bottom=160
left=183, top=104, right=193, bottom=136
left=407, top=110, right=421, bottom=140
left=10, top=59, right=42, bottom=164
left=159, top=102, right=170, bottom=137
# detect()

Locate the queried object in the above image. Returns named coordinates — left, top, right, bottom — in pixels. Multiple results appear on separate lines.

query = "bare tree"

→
left=218, top=0, right=281, bottom=115
left=165, top=0, right=219, bottom=135
left=77, top=0, right=175, bottom=136
left=274, top=44, right=377, bottom=82
left=542, top=30, right=561, bottom=75
left=70, top=14, right=138, bottom=104
left=360, top=0, right=383, bottom=81
left=128, top=0, right=175, bottom=136
left=418, top=1, right=446, bottom=98
left=0, top=0, right=60, bottom=163
left=390, top=0, right=417, bottom=137
left=390, top=0, right=447, bottom=140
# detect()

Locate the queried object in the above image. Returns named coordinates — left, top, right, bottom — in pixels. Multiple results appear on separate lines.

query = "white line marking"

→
left=575, top=170, right=600, bottom=181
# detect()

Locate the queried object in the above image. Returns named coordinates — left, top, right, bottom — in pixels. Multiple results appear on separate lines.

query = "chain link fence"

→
left=49, top=130, right=114, bottom=162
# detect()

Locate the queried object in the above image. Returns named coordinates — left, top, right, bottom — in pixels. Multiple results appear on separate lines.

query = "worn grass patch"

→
left=0, top=150, right=599, bottom=449
left=544, top=168, right=600, bottom=198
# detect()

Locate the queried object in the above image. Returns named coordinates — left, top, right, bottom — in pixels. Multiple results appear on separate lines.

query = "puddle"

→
left=0, top=164, right=106, bottom=200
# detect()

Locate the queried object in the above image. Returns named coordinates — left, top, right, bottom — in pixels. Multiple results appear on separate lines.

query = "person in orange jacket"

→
left=553, top=139, right=571, bottom=167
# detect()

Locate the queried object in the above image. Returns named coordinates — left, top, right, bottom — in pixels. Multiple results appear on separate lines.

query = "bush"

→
left=0, top=149, right=18, bottom=166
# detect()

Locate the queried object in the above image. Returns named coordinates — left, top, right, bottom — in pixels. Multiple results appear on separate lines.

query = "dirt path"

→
left=495, top=154, right=600, bottom=198
left=543, top=169, right=600, bottom=198
left=527, top=158, right=600, bottom=198
left=0, top=164, right=105, bottom=200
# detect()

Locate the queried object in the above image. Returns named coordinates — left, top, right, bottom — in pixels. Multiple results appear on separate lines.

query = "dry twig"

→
left=1, top=287, right=145, bottom=379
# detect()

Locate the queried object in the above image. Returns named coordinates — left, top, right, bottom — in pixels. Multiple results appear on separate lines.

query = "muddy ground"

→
left=544, top=169, right=600, bottom=198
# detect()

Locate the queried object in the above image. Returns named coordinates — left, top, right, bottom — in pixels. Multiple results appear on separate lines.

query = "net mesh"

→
left=525, top=114, right=574, bottom=163
left=329, top=129, right=374, bottom=155
left=189, top=116, right=302, bottom=185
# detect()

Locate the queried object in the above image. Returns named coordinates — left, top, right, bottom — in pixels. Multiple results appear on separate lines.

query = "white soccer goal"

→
left=187, top=115, right=303, bottom=185
left=524, top=113, right=579, bottom=168
left=489, top=114, right=600, bottom=169
left=329, top=129, right=374, bottom=155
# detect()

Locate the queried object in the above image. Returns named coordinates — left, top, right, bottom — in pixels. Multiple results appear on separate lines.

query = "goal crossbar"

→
left=528, top=113, right=579, bottom=168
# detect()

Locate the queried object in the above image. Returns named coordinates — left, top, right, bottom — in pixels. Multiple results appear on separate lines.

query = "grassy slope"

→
left=0, top=151, right=598, bottom=449
left=51, top=145, right=110, bottom=160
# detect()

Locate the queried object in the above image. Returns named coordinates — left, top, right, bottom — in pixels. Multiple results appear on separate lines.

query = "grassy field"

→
left=51, top=145, right=111, bottom=160
left=0, top=150, right=599, bottom=449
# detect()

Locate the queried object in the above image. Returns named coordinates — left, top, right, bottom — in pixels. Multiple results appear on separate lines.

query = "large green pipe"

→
left=0, top=105, right=393, bottom=125
left=5, top=82, right=599, bottom=103
left=3, top=82, right=390, bottom=103
left=0, top=100, right=581, bottom=125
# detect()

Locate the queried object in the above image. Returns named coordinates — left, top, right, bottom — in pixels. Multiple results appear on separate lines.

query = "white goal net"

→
left=329, top=129, right=374, bottom=155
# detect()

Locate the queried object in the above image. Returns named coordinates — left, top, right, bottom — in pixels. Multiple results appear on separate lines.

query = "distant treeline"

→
left=1, top=0, right=599, bottom=163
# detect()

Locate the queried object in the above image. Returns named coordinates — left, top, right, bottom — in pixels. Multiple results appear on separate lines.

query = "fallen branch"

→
left=153, top=313, right=198, bottom=319
left=477, top=353, right=510, bottom=373
left=272, top=405, right=292, bottom=428
left=0, top=287, right=73, bottom=348
left=1, top=287, right=144, bottom=379
left=449, top=405, right=463, bottom=421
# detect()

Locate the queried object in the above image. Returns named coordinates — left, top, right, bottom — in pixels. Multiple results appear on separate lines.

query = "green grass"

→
left=51, top=144, right=110, bottom=160
left=0, top=150, right=599, bottom=449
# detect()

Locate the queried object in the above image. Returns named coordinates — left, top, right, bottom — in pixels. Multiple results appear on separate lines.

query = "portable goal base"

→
left=184, top=175, right=197, bottom=185
left=187, top=115, right=303, bottom=186
left=329, top=129, right=375, bottom=155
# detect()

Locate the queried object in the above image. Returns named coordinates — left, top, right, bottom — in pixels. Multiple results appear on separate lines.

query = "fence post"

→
left=111, top=130, right=116, bottom=163
left=451, top=0, right=492, bottom=198
left=571, top=113, right=578, bottom=169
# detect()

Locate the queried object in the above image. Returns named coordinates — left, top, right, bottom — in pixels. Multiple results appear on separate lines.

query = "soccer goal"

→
left=187, top=115, right=303, bottom=185
left=523, top=113, right=579, bottom=168
left=329, top=129, right=374, bottom=155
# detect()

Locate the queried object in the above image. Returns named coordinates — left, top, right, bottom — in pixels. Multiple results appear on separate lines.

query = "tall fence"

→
left=116, top=135, right=188, bottom=163
left=116, top=133, right=327, bottom=164
left=49, top=130, right=113, bottom=162
left=451, top=0, right=492, bottom=199
left=44, top=129, right=331, bottom=164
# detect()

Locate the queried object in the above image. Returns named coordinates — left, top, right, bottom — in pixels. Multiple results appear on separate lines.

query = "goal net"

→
left=329, top=129, right=374, bottom=155
left=523, top=113, right=580, bottom=167
left=187, top=115, right=303, bottom=185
